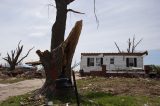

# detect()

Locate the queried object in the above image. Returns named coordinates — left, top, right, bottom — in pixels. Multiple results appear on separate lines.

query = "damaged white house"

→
left=80, top=51, right=148, bottom=74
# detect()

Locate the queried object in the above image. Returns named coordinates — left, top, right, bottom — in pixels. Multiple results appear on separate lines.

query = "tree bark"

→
left=51, top=0, right=75, bottom=51
left=50, top=0, right=67, bottom=50
left=36, top=0, right=83, bottom=99
left=9, top=64, right=16, bottom=71
left=37, top=20, right=82, bottom=98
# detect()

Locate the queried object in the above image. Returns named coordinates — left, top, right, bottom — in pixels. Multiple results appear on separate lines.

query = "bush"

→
left=151, top=65, right=160, bottom=76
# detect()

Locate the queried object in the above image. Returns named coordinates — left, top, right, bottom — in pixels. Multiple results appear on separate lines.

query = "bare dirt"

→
left=2, top=74, right=159, bottom=103
left=0, top=73, right=82, bottom=102
left=0, top=79, right=45, bottom=101
left=78, top=77, right=160, bottom=97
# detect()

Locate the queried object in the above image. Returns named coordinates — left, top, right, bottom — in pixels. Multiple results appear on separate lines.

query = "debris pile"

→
left=0, top=67, right=45, bottom=79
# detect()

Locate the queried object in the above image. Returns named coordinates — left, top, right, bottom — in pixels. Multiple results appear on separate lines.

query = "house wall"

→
left=80, top=54, right=103, bottom=73
left=80, top=54, right=144, bottom=72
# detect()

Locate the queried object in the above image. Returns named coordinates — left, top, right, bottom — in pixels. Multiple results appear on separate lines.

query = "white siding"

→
left=80, top=54, right=102, bottom=72
left=80, top=54, right=144, bottom=72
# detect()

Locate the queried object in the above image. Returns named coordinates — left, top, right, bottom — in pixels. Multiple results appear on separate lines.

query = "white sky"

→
left=0, top=0, right=160, bottom=65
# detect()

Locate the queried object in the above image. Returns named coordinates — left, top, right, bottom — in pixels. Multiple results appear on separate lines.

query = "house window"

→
left=96, top=58, right=103, bottom=66
left=129, top=58, right=134, bottom=66
left=126, top=58, right=137, bottom=67
left=110, top=58, right=114, bottom=64
left=87, top=58, right=94, bottom=66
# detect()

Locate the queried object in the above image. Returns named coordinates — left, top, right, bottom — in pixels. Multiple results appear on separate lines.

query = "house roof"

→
left=81, top=51, right=148, bottom=56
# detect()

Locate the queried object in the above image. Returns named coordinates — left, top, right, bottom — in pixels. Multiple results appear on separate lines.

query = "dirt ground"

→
left=1, top=74, right=159, bottom=102
left=78, top=77, right=160, bottom=97
left=0, top=79, right=45, bottom=101
left=0, top=73, right=82, bottom=102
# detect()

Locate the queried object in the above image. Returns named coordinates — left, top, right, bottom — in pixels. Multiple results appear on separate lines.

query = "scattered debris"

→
left=0, top=67, right=45, bottom=79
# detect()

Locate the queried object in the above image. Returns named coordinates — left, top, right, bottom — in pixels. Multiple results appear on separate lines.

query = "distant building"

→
left=80, top=51, right=148, bottom=76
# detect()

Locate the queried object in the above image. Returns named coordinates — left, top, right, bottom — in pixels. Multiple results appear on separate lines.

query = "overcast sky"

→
left=0, top=0, right=160, bottom=65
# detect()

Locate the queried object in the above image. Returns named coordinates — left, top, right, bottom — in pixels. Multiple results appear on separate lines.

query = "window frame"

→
left=126, top=58, right=137, bottom=67
left=110, top=58, right=114, bottom=64
left=129, top=58, right=134, bottom=67
left=96, top=58, right=103, bottom=66
left=96, top=58, right=101, bottom=66
left=87, top=58, right=94, bottom=67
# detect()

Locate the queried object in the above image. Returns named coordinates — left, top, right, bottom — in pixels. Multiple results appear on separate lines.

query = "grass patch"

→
left=1, top=77, right=160, bottom=106
left=0, top=77, right=27, bottom=84
left=0, top=93, right=31, bottom=106
left=1, top=92, right=159, bottom=106
left=82, top=92, right=160, bottom=106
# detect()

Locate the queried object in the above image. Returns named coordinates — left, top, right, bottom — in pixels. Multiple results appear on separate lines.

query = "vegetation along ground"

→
left=0, top=76, right=160, bottom=106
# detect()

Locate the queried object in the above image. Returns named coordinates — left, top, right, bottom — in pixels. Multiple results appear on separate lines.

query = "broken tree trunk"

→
left=36, top=20, right=82, bottom=98
left=35, top=0, right=84, bottom=99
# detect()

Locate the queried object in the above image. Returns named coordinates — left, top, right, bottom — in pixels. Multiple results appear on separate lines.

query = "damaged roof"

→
left=81, top=51, right=148, bottom=56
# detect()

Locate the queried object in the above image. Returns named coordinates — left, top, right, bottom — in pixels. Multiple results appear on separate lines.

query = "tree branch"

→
left=127, top=38, right=131, bottom=53
left=48, top=4, right=56, bottom=8
left=14, top=45, right=23, bottom=62
left=17, top=47, right=34, bottom=64
left=66, top=0, right=75, bottom=4
left=36, top=50, right=43, bottom=58
left=7, top=53, right=12, bottom=62
left=3, top=58, right=12, bottom=66
left=11, top=50, right=15, bottom=61
left=3, top=58, right=8, bottom=62
left=67, top=9, right=85, bottom=14
left=114, top=42, right=121, bottom=53
left=131, top=36, right=142, bottom=53
left=47, top=3, right=56, bottom=18
left=134, top=38, right=143, bottom=49
left=17, top=40, right=22, bottom=50
left=94, top=0, right=99, bottom=28
left=132, top=36, right=135, bottom=53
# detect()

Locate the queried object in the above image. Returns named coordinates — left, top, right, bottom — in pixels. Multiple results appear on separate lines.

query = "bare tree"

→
left=3, top=41, right=34, bottom=71
left=115, top=36, right=143, bottom=53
